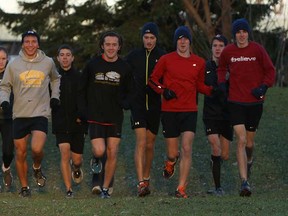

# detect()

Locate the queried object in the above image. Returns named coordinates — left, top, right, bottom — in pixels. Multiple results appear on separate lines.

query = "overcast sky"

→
left=0, top=0, right=116, bottom=12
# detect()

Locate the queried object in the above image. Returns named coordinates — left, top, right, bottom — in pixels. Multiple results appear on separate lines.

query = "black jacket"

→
left=51, top=67, right=87, bottom=134
left=126, top=46, right=166, bottom=114
left=203, top=60, right=229, bottom=120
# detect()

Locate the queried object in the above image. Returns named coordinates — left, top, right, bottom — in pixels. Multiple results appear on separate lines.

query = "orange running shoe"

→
left=163, top=153, right=179, bottom=179
left=175, top=185, right=188, bottom=198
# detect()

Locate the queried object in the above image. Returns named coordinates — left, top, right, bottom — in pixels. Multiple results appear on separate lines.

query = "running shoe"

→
left=207, top=187, right=225, bottom=196
left=239, top=180, right=251, bottom=197
left=163, top=153, right=179, bottom=179
left=3, top=167, right=13, bottom=187
left=100, top=188, right=110, bottom=199
left=92, top=185, right=102, bottom=194
left=33, top=167, right=46, bottom=187
left=72, top=165, right=83, bottom=184
left=137, top=180, right=150, bottom=197
left=66, top=189, right=74, bottom=198
left=19, top=187, right=31, bottom=198
left=175, top=186, right=188, bottom=198
left=90, top=157, right=102, bottom=174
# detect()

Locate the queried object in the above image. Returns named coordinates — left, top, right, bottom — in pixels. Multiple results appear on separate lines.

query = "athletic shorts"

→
left=13, top=116, right=48, bottom=139
left=56, top=133, right=85, bottom=154
left=89, top=123, right=122, bottom=139
left=203, top=119, right=233, bottom=141
left=161, top=111, right=197, bottom=138
left=229, top=103, right=263, bottom=132
left=130, top=110, right=160, bottom=135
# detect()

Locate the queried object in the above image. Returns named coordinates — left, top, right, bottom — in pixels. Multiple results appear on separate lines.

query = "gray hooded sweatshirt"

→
left=0, top=49, right=60, bottom=119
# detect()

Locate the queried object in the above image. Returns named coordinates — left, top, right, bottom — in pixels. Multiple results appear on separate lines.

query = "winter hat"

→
left=141, top=22, right=159, bottom=38
left=21, top=30, right=40, bottom=44
left=211, top=34, right=228, bottom=46
left=232, top=18, right=251, bottom=37
left=173, top=26, right=192, bottom=45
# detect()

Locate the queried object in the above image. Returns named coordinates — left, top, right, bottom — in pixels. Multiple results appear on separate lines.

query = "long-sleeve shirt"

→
left=149, top=51, right=212, bottom=112
left=217, top=42, right=275, bottom=104
left=78, top=55, right=132, bottom=125
left=0, top=49, right=60, bottom=119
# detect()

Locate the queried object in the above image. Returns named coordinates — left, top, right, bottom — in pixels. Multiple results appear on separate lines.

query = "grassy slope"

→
left=0, top=87, right=287, bottom=216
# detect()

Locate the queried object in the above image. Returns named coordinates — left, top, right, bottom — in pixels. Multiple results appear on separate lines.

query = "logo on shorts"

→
left=134, top=121, right=140, bottom=126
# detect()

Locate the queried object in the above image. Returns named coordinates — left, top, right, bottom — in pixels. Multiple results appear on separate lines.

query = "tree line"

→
left=0, top=0, right=287, bottom=86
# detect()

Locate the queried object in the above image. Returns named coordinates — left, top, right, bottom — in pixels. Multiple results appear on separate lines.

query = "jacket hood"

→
left=19, top=49, right=46, bottom=63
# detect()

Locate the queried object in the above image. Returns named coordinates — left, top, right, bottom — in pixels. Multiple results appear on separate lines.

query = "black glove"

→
left=0, top=101, right=10, bottom=112
left=251, top=84, right=268, bottom=100
left=163, top=88, right=177, bottom=100
left=50, top=98, right=60, bottom=109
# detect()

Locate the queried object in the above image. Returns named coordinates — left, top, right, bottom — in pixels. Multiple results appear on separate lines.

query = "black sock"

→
left=245, top=146, right=253, bottom=162
left=211, top=155, right=222, bottom=189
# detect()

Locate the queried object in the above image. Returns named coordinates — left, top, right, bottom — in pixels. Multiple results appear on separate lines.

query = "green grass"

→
left=0, top=87, right=287, bottom=216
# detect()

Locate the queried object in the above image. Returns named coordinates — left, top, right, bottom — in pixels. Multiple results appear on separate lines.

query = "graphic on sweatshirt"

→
left=19, top=70, right=45, bottom=87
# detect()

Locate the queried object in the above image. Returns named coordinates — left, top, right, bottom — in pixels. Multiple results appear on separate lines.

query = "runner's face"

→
left=0, top=50, right=8, bottom=72
left=235, top=30, right=249, bottom=48
left=143, top=33, right=157, bottom=51
left=176, top=37, right=190, bottom=55
left=57, top=48, right=74, bottom=70
left=212, top=40, right=225, bottom=59
left=102, top=36, right=120, bottom=62
left=22, top=35, right=39, bottom=59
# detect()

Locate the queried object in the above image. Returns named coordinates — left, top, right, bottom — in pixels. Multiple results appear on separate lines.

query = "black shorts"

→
left=130, top=110, right=160, bottom=135
left=229, top=103, right=263, bottom=132
left=161, top=111, right=197, bottom=138
left=56, top=133, right=85, bottom=154
left=13, top=117, right=48, bottom=139
left=89, top=123, right=122, bottom=139
left=203, top=119, right=233, bottom=141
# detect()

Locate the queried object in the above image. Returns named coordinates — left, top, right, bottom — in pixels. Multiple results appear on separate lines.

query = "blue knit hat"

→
left=232, top=18, right=251, bottom=37
left=141, top=22, right=159, bottom=38
left=173, top=26, right=192, bottom=45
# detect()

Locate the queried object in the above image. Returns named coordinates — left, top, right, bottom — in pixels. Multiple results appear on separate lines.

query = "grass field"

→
left=0, top=87, right=287, bottom=216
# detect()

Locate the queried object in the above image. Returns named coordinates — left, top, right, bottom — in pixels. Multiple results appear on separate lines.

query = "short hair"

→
left=0, top=47, right=8, bottom=55
left=211, top=34, right=228, bottom=47
left=57, top=44, right=74, bottom=56
left=99, top=31, right=123, bottom=54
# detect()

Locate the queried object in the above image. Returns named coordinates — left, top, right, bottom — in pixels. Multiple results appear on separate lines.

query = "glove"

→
left=0, top=101, right=10, bottom=112
left=251, top=84, right=268, bottom=100
left=163, top=88, right=177, bottom=100
left=50, top=98, right=60, bottom=109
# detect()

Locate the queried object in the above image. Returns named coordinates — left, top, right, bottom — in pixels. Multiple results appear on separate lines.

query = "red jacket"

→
left=149, top=51, right=212, bottom=112
left=217, top=42, right=275, bottom=103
